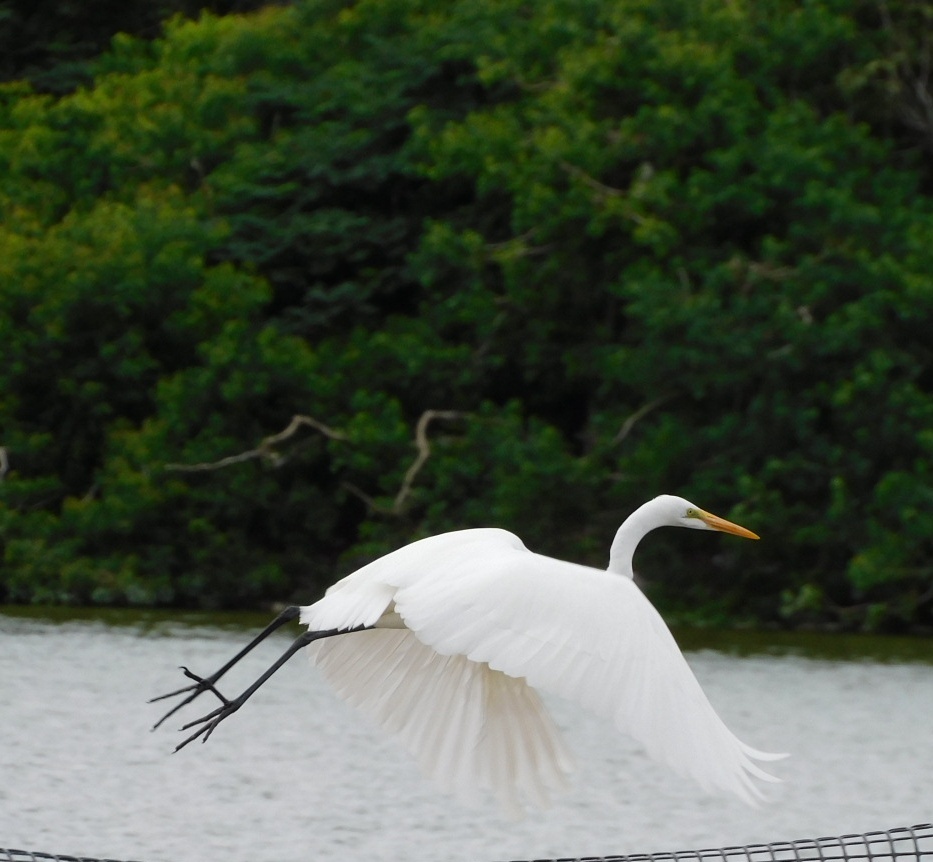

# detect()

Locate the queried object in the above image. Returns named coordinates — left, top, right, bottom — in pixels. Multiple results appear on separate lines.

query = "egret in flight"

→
left=151, top=495, right=785, bottom=814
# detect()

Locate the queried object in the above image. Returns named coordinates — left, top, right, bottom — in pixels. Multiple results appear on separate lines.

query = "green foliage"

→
left=2, top=0, right=933, bottom=630
left=0, top=0, right=282, bottom=92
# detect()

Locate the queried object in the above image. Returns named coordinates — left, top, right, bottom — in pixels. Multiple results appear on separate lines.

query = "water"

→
left=1, top=607, right=931, bottom=862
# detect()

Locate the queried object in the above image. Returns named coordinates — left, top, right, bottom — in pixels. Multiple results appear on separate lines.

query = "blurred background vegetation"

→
left=2, top=0, right=933, bottom=631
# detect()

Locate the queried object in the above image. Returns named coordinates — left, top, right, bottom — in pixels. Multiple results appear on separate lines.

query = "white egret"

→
left=151, top=494, right=785, bottom=814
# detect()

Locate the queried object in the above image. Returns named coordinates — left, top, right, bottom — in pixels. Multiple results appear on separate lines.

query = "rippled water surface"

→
left=1, top=607, right=931, bottom=862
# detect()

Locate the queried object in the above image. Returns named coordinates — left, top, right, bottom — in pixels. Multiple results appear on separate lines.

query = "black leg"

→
left=149, top=605, right=301, bottom=730
left=173, top=625, right=370, bottom=752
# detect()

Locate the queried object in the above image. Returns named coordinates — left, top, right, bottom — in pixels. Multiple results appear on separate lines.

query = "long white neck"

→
left=607, top=497, right=670, bottom=577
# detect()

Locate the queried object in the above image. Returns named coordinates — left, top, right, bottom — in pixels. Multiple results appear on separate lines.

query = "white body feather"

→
left=300, top=499, right=784, bottom=814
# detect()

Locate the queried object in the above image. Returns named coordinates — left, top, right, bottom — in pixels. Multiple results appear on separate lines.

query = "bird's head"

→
left=657, top=494, right=760, bottom=539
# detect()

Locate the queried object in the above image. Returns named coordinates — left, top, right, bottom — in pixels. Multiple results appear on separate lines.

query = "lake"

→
left=1, top=607, right=931, bottom=862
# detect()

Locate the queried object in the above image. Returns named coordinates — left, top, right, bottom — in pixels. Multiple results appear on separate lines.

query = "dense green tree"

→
left=0, top=0, right=286, bottom=91
left=2, top=0, right=933, bottom=629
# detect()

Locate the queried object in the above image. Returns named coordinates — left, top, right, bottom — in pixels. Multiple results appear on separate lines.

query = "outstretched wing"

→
left=389, top=531, right=784, bottom=805
left=302, top=530, right=576, bottom=813
left=308, top=629, right=573, bottom=815
left=301, top=528, right=783, bottom=809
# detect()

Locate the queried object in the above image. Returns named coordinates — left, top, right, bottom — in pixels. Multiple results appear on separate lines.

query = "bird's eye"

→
left=686, top=507, right=697, bottom=517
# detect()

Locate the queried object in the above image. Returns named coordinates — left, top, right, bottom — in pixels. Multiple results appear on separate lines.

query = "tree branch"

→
left=610, top=395, right=674, bottom=447
left=164, top=410, right=468, bottom=517
left=877, top=0, right=933, bottom=152
left=164, top=415, right=348, bottom=473
left=393, top=410, right=466, bottom=513
left=0, top=446, right=8, bottom=481
left=560, top=160, right=651, bottom=226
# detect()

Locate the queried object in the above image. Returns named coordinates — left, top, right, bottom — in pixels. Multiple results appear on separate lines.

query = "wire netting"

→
left=0, top=853, right=145, bottom=862
left=1, top=823, right=930, bottom=862
left=499, top=823, right=933, bottom=862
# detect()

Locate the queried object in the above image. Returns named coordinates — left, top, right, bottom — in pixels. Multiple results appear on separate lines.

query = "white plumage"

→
left=154, top=494, right=785, bottom=815
left=299, top=499, right=784, bottom=813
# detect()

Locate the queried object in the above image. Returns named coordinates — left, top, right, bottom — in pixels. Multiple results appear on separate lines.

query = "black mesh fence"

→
left=0, top=853, right=144, bottom=862
left=1, top=822, right=930, bottom=862
left=499, top=823, right=933, bottom=862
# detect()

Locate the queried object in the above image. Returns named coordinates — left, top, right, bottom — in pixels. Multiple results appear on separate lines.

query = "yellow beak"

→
left=698, top=510, right=760, bottom=540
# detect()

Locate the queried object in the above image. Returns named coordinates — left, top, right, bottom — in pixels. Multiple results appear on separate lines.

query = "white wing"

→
left=301, top=528, right=783, bottom=810
left=308, top=629, right=573, bottom=815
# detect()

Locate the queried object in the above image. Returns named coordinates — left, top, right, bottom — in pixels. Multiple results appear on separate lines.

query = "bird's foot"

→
left=174, top=697, right=243, bottom=751
left=148, top=666, right=229, bottom=730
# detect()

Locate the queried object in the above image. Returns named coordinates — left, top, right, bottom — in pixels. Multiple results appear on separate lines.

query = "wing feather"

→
left=307, top=628, right=573, bottom=815
left=300, top=528, right=782, bottom=810
left=389, top=533, right=783, bottom=805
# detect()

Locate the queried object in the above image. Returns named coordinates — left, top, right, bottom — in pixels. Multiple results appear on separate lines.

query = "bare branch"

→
left=340, top=481, right=387, bottom=514
left=610, top=395, right=674, bottom=447
left=561, top=160, right=626, bottom=197
left=164, top=415, right=347, bottom=473
left=0, top=446, right=8, bottom=481
left=340, top=411, right=469, bottom=516
left=485, top=228, right=555, bottom=259
left=163, top=410, right=469, bottom=518
left=393, top=410, right=467, bottom=513
left=264, top=414, right=348, bottom=446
